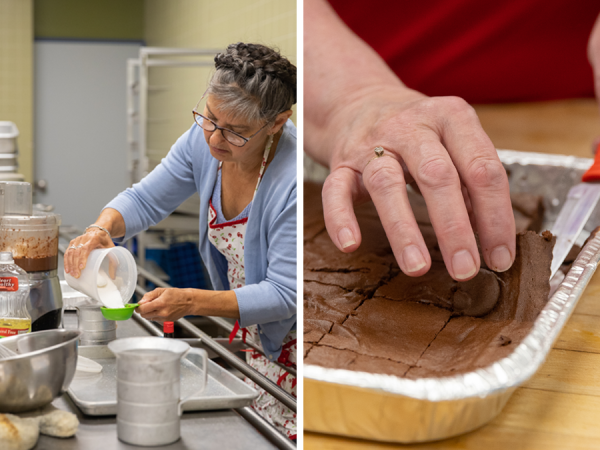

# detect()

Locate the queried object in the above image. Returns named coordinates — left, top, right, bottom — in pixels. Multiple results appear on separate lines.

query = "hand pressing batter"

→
left=305, top=0, right=516, bottom=281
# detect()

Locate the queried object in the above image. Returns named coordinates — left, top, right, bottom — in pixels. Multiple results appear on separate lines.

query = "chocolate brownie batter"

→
left=304, top=182, right=553, bottom=378
left=0, top=233, right=60, bottom=272
left=14, top=255, right=58, bottom=272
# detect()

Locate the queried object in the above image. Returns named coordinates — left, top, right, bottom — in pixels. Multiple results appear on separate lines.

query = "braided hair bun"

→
left=214, top=43, right=296, bottom=100
left=208, top=43, right=296, bottom=124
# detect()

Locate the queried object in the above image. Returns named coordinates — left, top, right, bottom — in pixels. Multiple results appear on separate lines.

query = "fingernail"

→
left=402, top=245, right=426, bottom=273
left=452, top=250, right=476, bottom=280
left=490, top=245, right=512, bottom=272
left=79, top=264, right=84, bottom=269
left=338, top=227, right=356, bottom=249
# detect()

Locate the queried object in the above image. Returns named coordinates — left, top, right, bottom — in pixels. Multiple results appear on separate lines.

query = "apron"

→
left=207, top=135, right=297, bottom=439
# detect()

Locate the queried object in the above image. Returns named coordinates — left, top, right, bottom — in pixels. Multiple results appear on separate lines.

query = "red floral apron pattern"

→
left=207, top=134, right=297, bottom=438
left=242, top=325, right=297, bottom=439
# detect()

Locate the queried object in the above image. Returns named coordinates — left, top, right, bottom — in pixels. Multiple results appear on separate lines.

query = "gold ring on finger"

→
left=363, top=146, right=392, bottom=171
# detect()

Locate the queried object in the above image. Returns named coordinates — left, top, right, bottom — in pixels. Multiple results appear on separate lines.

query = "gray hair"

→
left=207, top=43, right=296, bottom=125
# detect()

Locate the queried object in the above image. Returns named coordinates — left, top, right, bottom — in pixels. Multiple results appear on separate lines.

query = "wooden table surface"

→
left=305, top=98, right=600, bottom=450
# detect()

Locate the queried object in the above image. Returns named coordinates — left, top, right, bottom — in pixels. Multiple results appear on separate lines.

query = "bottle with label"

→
left=0, top=252, right=31, bottom=338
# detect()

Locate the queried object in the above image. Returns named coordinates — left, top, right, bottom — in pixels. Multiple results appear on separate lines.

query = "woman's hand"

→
left=64, top=208, right=125, bottom=278
left=137, top=288, right=197, bottom=323
left=137, top=288, right=240, bottom=322
left=64, top=228, right=115, bottom=278
left=305, top=0, right=515, bottom=281
left=321, top=89, right=515, bottom=281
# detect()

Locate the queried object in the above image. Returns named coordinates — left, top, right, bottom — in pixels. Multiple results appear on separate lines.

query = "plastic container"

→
left=60, top=280, right=91, bottom=310
left=0, top=212, right=61, bottom=272
left=100, top=303, right=139, bottom=321
left=0, top=252, right=31, bottom=337
left=65, top=247, right=137, bottom=309
left=0, top=153, right=18, bottom=172
left=0, top=181, right=32, bottom=216
left=0, top=174, right=25, bottom=183
left=0, top=122, right=18, bottom=154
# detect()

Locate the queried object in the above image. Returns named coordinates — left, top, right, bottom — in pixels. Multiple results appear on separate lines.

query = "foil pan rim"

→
left=304, top=150, right=600, bottom=402
left=496, top=149, right=593, bottom=169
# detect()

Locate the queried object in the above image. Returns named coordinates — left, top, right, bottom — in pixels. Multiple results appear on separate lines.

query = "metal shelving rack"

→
left=126, top=47, right=220, bottom=267
left=127, top=47, right=219, bottom=185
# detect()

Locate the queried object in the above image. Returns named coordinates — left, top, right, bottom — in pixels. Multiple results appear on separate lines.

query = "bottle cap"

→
left=0, top=252, right=14, bottom=263
left=163, top=321, right=174, bottom=334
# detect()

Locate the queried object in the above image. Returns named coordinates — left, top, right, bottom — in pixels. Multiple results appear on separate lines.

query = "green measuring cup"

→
left=101, top=303, right=139, bottom=321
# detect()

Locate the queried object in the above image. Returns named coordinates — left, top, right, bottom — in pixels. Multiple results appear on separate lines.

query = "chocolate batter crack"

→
left=305, top=344, right=412, bottom=376
left=414, top=314, right=452, bottom=367
left=319, top=299, right=452, bottom=366
left=304, top=277, right=355, bottom=293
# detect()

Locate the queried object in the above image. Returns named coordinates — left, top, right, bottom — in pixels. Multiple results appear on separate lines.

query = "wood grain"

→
left=474, top=99, right=599, bottom=157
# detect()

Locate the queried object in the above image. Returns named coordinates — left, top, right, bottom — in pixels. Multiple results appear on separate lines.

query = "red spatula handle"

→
left=582, top=143, right=600, bottom=182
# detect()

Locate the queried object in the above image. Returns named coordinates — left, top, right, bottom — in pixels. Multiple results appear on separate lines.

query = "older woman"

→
left=64, top=43, right=297, bottom=437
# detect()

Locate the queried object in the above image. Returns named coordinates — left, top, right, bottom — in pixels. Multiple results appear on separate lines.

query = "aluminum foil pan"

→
left=304, top=149, right=600, bottom=442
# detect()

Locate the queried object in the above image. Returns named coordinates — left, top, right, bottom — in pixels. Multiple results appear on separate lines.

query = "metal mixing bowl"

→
left=0, top=329, right=81, bottom=412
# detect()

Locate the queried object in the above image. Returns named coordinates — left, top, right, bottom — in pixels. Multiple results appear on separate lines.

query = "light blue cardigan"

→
left=106, top=120, right=297, bottom=360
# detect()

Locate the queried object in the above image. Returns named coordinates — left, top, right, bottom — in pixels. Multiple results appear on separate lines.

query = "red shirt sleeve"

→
left=328, top=0, right=599, bottom=103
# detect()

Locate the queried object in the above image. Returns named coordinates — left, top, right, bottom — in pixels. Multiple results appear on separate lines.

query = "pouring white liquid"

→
left=96, top=269, right=124, bottom=308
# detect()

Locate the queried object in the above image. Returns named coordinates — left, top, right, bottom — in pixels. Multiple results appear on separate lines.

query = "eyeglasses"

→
left=192, top=93, right=269, bottom=147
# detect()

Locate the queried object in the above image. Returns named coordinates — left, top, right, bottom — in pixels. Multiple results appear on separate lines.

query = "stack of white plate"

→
left=0, top=121, right=24, bottom=181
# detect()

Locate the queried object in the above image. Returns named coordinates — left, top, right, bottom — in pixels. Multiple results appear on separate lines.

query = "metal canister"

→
left=108, top=337, right=208, bottom=447
left=76, top=305, right=116, bottom=346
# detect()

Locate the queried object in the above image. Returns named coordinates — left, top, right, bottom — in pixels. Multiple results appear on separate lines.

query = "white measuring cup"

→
left=108, top=337, right=209, bottom=447
left=65, top=247, right=137, bottom=308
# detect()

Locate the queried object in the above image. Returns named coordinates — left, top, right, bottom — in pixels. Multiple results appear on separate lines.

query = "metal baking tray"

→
left=304, top=149, right=600, bottom=442
left=68, top=345, right=258, bottom=416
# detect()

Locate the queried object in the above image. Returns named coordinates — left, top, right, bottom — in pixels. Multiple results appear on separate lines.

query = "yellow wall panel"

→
left=0, top=0, right=33, bottom=182
left=34, top=0, right=144, bottom=41
left=143, top=0, right=296, bottom=167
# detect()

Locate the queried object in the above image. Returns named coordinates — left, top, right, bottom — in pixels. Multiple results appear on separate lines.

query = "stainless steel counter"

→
left=36, top=313, right=281, bottom=449
left=36, top=395, right=277, bottom=450
left=34, top=394, right=277, bottom=450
